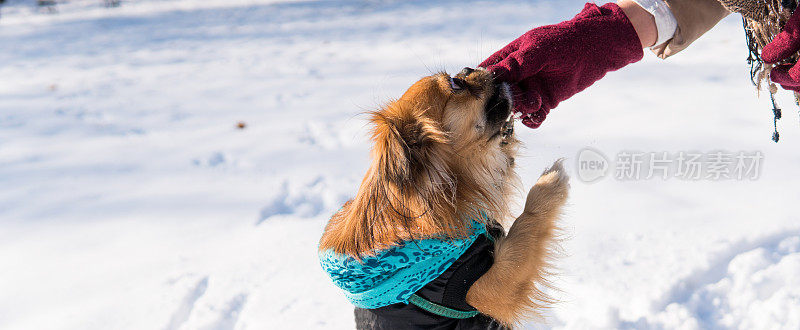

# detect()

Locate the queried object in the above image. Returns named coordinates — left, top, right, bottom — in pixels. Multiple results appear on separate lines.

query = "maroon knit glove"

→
left=762, top=7, right=800, bottom=92
left=480, top=3, right=643, bottom=128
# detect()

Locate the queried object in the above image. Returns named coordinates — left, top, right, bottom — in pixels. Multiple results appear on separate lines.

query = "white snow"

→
left=1, top=0, right=799, bottom=329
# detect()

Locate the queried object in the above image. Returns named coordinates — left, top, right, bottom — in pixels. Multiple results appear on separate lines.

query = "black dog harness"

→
left=354, top=223, right=509, bottom=330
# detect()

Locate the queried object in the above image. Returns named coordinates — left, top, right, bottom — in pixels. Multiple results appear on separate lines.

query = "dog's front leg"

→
left=466, top=160, right=569, bottom=326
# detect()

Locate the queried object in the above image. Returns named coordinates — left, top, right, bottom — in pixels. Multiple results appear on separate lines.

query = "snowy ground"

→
left=1, top=0, right=799, bottom=329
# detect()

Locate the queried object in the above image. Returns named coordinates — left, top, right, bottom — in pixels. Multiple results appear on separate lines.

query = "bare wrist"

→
left=617, top=0, right=658, bottom=48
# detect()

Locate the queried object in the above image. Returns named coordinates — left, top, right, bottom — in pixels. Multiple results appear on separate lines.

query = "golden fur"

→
left=318, top=68, right=569, bottom=326
left=465, top=162, right=568, bottom=324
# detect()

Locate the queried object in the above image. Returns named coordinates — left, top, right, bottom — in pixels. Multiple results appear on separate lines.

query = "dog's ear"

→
left=370, top=106, right=450, bottom=188
left=318, top=106, right=456, bottom=257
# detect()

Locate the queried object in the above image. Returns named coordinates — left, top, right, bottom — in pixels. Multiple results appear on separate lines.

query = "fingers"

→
left=480, top=28, right=545, bottom=78
left=765, top=64, right=800, bottom=93
left=761, top=30, right=800, bottom=63
left=479, top=37, right=522, bottom=69
left=770, top=64, right=800, bottom=86
left=761, top=10, right=800, bottom=63
left=497, top=79, right=548, bottom=129
left=510, top=80, right=542, bottom=112
left=789, top=62, right=800, bottom=83
left=486, top=44, right=547, bottom=83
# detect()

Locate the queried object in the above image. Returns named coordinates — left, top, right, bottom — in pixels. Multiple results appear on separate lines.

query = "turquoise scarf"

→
left=319, top=219, right=488, bottom=309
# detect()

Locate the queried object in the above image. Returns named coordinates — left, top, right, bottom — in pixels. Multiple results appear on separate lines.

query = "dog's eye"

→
left=449, top=77, right=466, bottom=91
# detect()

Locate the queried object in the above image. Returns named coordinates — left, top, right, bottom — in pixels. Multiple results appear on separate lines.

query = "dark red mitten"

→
left=762, top=8, right=800, bottom=92
left=769, top=65, right=800, bottom=92
left=480, top=3, right=644, bottom=128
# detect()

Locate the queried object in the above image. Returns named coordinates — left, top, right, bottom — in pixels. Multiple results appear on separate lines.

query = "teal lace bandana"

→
left=319, top=219, right=488, bottom=309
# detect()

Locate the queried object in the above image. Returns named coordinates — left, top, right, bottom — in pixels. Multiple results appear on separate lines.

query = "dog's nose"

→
left=459, top=67, right=475, bottom=77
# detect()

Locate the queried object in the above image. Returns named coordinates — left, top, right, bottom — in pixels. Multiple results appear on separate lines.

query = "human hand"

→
left=762, top=7, right=800, bottom=92
left=480, top=3, right=643, bottom=128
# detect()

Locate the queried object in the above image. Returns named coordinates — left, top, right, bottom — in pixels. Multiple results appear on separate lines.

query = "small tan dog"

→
left=319, top=67, right=569, bottom=328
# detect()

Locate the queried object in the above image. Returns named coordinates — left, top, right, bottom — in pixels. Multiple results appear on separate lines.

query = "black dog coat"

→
left=353, top=224, right=509, bottom=330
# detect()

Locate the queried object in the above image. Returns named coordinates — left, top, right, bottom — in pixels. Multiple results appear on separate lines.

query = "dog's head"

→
left=322, top=68, right=519, bottom=256
left=372, top=67, right=517, bottom=181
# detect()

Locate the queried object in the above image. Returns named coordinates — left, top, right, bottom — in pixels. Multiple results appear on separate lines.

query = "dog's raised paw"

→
left=536, top=158, right=569, bottom=188
left=524, top=159, right=570, bottom=215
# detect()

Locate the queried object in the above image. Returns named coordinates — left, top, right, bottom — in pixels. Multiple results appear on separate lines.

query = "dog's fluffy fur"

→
left=318, top=68, right=569, bottom=326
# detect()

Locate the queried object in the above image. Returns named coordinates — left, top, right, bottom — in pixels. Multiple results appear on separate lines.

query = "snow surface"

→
left=1, top=0, right=799, bottom=329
